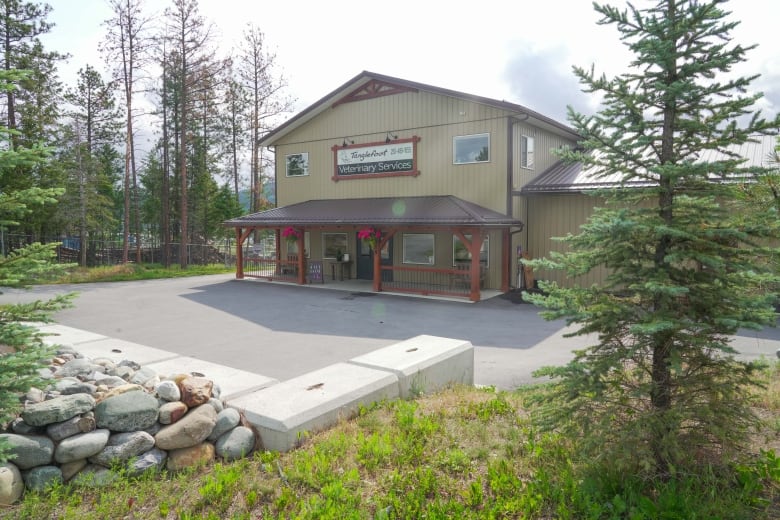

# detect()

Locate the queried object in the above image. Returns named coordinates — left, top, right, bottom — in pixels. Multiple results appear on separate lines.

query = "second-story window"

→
left=286, top=153, right=309, bottom=177
left=453, top=133, right=490, bottom=164
left=520, top=135, right=535, bottom=169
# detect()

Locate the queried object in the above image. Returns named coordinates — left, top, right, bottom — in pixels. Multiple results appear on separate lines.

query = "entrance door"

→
left=356, top=234, right=393, bottom=281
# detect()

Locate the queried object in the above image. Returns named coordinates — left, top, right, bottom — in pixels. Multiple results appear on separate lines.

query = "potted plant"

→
left=358, top=227, right=381, bottom=251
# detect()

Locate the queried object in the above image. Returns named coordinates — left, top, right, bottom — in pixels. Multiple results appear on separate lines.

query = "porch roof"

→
left=224, top=195, right=523, bottom=230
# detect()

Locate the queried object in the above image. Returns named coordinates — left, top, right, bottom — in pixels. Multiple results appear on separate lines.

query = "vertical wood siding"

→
left=522, top=193, right=608, bottom=288
left=274, top=90, right=510, bottom=213
left=511, top=122, right=576, bottom=191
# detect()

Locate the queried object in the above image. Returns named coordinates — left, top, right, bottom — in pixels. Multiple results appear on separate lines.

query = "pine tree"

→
left=526, top=0, right=780, bottom=478
left=0, top=69, right=72, bottom=462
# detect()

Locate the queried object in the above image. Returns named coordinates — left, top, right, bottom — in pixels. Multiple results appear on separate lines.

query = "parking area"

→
left=1, top=274, right=778, bottom=389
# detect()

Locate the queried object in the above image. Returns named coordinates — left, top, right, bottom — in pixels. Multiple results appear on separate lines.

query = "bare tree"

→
left=236, top=24, right=293, bottom=213
left=102, top=0, right=154, bottom=263
left=164, top=0, right=216, bottom=269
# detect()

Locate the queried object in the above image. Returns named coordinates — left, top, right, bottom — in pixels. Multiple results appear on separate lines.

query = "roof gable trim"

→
left=331, top=78, right=418, bottom=108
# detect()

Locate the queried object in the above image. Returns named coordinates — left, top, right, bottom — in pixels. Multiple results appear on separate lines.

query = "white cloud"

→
left=42, top=0, right=780, bottom=128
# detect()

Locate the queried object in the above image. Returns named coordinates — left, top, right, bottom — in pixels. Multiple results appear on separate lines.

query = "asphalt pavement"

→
left=1, top=274, right=778, bottom=389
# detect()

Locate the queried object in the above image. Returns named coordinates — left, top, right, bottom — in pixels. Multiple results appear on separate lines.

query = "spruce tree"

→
left=526, top=0, right=780, bottom=477
left=0, top=70, right=72, bottom=462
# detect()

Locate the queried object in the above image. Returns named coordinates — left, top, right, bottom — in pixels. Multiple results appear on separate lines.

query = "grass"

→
left=52, top=263, right=233, bottom=284
left=4, top=375, right=780, bottom=520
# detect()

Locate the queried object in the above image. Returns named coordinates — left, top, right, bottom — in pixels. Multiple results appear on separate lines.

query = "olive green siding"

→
left=275, top=90, right=511, bottom=212
left=269, top=86, right=577, bottom=291
left=511, top=122, right=574, bottom=191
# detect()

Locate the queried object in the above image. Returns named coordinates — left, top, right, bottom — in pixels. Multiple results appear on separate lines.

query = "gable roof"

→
left=225, top=195, right=523, bottom=229
left=521, top=134, right=778, bottom=194
left=260, top=71, right=580, bottom=147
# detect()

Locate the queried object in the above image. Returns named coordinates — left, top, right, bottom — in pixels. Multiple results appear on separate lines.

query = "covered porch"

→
left=224, top=196, right=523, bottom=302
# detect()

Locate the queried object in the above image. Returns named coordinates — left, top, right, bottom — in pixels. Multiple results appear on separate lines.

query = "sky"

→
left=40, top=0, right=780, bottom=129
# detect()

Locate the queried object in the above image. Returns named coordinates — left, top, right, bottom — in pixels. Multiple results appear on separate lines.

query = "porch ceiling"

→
left=224, top=195, right=523, bottom=230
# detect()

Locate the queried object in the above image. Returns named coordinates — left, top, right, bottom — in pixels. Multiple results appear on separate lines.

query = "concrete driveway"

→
left=1, top=274, right=778, bottom=389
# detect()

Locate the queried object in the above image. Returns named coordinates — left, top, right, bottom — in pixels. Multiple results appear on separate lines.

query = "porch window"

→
left=286, top=153, right=309, bottom=177
left=323, top=233, right=347, bottom=259
left=453, top=133, right=490, bottom=164
left=403, top=233, right=434, bottom=265
left=520, top=135, right=534, bottom=169
left=453, top=234, right=489, bottom=266
left=287, top=231, right=310, bottom=258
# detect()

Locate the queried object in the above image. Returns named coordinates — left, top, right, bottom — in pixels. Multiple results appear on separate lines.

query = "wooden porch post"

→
left=454, top=228, right=483, bottom=302
left=372, top=229, right=395, bottom=293
left=501, top=228, right=510, bottom=293
left=235, top=228, right=244, bottom=279
left=469, top=230, right=482, bottom=302
left=296, top=230, right=306, bottom=285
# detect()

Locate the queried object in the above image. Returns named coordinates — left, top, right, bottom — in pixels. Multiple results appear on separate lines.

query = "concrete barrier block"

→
left=227, top=363, right=398, bottom=452
left=348, top=335, right=473, bottom=398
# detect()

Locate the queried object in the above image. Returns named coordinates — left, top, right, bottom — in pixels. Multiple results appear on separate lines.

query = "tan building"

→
left=225, top=71, right=579, bottom=300
left=226, top=72, right=777, bottom=299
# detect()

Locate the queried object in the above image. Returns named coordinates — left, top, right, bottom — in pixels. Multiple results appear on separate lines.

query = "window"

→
left=403, top=233, right=434, bottom=265
left=323, top=233, right=347, bottom=259
left=286, top=153, right=309, bottom=177
left=287, top=231, right=310, bottom=258
left=520, top=135, right=534, bottom=169
left=453, top=133, right=490, bottom=164
left=453, top=234, right=489, bottom=266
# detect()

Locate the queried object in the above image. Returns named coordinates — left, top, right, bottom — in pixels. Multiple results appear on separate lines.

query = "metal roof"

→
left=225, top=196, right=523, bottom=229
left=259, top=71, right=580, bottom=147
left=521, top=134, right=778, bottom=194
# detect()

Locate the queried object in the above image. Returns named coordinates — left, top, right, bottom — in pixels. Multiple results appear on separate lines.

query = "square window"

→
left=520, top=135, right=534, bottom=169
left=323, top=233, right=347, bottom=259
left=453, top=134, right=490, bottom=164
left=403, top=233, right=434, bottom=265
left=453, top=234, right=489, bottom=267
left=286, top=153, right=309, bottom=177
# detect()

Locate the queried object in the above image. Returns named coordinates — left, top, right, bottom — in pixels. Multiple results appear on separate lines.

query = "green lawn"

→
left=5, top=377, right=780, bottom=519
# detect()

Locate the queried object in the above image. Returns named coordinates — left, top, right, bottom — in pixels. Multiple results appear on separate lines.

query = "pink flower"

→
left=282, top=227, right=301, bottom=240
left=358, top=227, right=380, bottom=249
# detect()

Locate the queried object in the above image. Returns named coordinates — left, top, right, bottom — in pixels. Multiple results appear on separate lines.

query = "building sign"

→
left=331, top=136, right=420, bottom=181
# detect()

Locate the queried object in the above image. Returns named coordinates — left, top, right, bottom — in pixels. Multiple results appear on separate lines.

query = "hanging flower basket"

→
left=357, top=227, right=381, bottom=251
left=282, top=226, right=302, bottom=243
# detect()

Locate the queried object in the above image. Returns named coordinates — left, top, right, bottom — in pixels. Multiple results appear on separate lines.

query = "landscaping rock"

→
left=21, top=393, right=96, bottom=427
left=129, top=366, right=158, bottom=386
left=60, top=460, right=87, bottom=481
left=0, top=463, right=23, bottom=505
left=25, top=387, right=46, bottom=404
left=155, top=404, right=216, bottom=450
left=179, top=377, right=213, bottom=408
left=0, top=434, right=54, bottom=469
left=215, top=426, right=255, bottom=461
left=155, top=380, right=181, bottom=402
left=94, top=390, right=159, bottom=432
left=9, top=418, right=40, bottom=435
left=59, top=382, right=98, bottom=396
left=166, top=443, right=214, bottom=471
left=22, top=465, right=62, bottom=492
left=207, top=398, right=223, bottom=413
left=158, top=401, right=188, bottom=425
left=54, top=429, right=110, bottom=464
left=54, top=358, right=100, bottom=378
left=89, top=431, right=155, bottom=467
left=208, top=408, right=241, bottom=442
left=127, top=448, right=167, bottom=477
left=46, top=414, right=96, bottom=442
left=70, top=464, right=118, bottom=488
